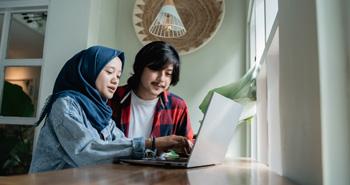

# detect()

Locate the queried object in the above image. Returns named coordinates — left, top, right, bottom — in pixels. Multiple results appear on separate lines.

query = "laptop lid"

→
left=118, top=92, right=243, bottom=168
left=187, top=92, right=243, bottom=167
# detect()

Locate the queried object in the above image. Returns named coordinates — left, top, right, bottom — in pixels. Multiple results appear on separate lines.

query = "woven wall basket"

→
left=133, top=0, right=225, bottom=55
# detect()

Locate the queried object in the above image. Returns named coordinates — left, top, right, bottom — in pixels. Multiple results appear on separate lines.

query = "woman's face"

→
left=95, top=57, right=122, bottom=99
left=136, top=63, right=173, bottom=100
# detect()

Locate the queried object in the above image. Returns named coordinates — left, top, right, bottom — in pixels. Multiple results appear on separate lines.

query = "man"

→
left=108, top=41, right=193, bottom=143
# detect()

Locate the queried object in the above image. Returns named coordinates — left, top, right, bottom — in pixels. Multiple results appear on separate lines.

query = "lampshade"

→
left=148, top=0, right=186, bottom=38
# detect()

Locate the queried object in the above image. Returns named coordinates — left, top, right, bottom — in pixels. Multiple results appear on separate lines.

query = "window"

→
left=249, top=4, right=256, bottom=69
left=0, top=7, right=47, bottom=124
left=255, top=0, right=265, bottom=63
left=247, top=0, right=279, bottom=169
left=265, top=0, right=278, bottom=37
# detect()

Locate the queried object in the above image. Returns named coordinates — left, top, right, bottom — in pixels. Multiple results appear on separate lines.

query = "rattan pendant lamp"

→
left=148, top=0, right=186, bottom=38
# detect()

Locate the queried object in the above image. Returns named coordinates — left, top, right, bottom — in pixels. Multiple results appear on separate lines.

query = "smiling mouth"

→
left=108, top=86, right=116, bottom=92
left=151, top=82, right=165, bottom=89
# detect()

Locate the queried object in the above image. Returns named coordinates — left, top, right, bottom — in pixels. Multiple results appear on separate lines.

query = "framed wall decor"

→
left=133, top=0, right=225, bottom=55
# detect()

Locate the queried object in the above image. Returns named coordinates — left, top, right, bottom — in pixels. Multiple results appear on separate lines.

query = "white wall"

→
left=174, top=0, right=246, bottom=133
left=256, top=58, right=268, bottom=164
left=266, top=29, right=282, bottom=174
left=89, top=0, right=118, bottom=48
left=317, top=0, right=350, bottom=184
left=279, top=0, right=323, bottom=184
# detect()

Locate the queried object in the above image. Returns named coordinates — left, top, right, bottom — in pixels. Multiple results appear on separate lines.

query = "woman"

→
left=29, top=46, right=188, bottom=173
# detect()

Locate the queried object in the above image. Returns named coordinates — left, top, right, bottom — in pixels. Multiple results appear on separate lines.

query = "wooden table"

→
left=0, top=159, right=297, bottom=185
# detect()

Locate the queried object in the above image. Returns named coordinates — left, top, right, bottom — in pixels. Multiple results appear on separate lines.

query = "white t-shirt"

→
left=128, top=91, right=158, bottom=138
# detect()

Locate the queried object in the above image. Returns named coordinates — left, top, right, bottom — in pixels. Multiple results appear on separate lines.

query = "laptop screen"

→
left=187, top=92, right=243, bottom=167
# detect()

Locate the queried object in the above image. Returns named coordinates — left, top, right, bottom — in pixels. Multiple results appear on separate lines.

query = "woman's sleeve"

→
left=50, top=97, right=145, bottom=167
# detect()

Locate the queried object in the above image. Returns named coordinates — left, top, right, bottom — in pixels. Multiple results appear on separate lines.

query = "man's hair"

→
left=127, top=41, right=181, bottom=90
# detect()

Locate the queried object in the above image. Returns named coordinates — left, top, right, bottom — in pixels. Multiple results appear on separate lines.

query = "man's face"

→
left=136, top=63, right=173, bottom=100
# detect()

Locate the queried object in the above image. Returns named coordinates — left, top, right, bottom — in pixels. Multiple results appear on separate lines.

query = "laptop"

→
left=118, top=92, right=243, bottom=168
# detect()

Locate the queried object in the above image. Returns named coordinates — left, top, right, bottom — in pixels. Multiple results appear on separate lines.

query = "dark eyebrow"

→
left=105, top=67, right=115, bottom=72
left=105, top=65, right=116, bottom=70
left=164, top=65, right=173, bottom=70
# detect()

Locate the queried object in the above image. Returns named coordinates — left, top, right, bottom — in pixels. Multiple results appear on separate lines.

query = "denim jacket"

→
left=29, top=96, right=145, bottom=173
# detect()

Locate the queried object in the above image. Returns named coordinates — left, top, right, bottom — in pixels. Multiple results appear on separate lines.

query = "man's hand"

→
left=155, top=135, right=188, bottom=152
left=145, top=135, right=194, bottom=155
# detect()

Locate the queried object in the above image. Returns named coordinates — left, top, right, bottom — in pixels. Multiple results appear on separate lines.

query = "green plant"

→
left=0, top=125, right=34, bottom=175
left=199, top=65, right=257, bottom=114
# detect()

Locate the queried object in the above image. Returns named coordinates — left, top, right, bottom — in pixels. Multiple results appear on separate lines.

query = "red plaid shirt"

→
left=108, top=85, right=193, bottom=140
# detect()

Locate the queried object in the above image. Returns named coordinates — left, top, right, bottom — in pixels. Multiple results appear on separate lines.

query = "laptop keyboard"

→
left=144, top=157, right=188, bottom=162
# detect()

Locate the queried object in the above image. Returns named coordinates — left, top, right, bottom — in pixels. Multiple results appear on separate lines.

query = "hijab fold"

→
left=35, top=46, right=125, bottom=133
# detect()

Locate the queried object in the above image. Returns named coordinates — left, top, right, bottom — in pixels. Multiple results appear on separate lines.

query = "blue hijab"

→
left=36, top=46, right=125, bottom=133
